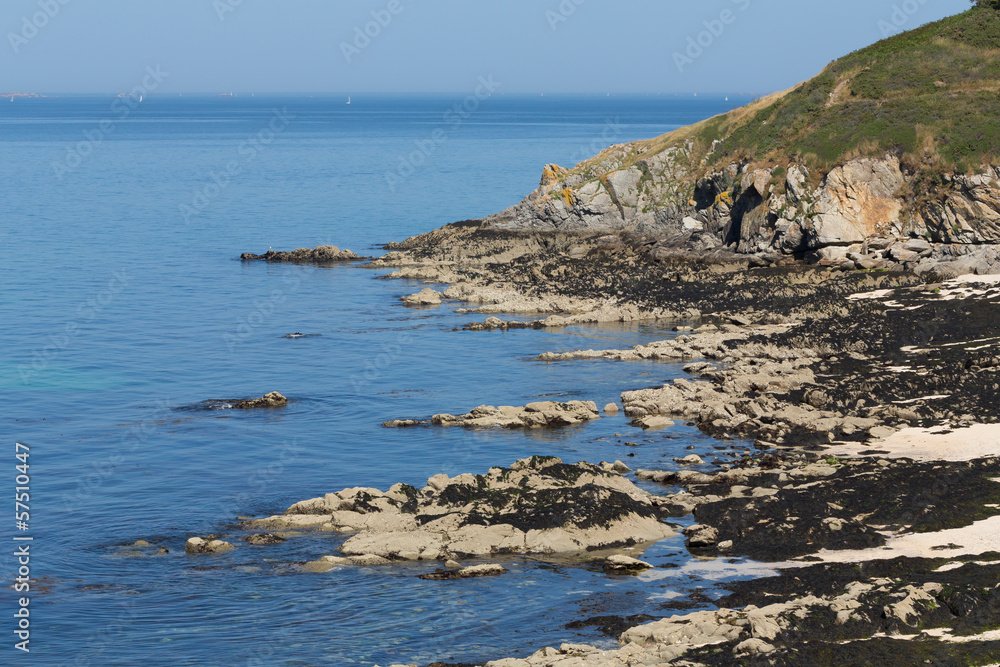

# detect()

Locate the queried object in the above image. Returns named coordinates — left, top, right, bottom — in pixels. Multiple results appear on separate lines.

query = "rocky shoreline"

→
left=212, top=11, right=1000, bottom=661
left=348, top=217, right=999, bottom=665
left=226, top=220, right=1000, bottom=666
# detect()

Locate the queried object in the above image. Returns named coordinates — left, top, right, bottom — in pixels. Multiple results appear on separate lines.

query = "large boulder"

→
left=805, top=157, right=905, bottom=247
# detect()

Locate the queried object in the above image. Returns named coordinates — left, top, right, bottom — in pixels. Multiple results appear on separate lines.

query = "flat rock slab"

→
left=246, top=456, right=674, bottom=562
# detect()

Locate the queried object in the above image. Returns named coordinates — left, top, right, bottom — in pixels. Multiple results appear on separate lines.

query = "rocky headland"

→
left=222, top=7, right=1000, bottom=666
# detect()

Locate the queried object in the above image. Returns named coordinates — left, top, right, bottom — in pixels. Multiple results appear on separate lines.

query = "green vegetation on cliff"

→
left=580, top=6, right=1000, bottom=181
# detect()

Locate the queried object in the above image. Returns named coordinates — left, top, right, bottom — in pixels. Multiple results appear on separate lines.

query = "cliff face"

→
left=482, top=151, right=1000, bottom=275
left=483, top=7, right=1000, bottom=276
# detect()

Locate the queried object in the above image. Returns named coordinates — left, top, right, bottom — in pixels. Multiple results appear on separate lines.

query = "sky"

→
left=0, top=0, right=974, bottom=95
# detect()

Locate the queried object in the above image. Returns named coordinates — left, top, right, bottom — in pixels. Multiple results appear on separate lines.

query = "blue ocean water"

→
left=1, top=94, right=758, bottom=666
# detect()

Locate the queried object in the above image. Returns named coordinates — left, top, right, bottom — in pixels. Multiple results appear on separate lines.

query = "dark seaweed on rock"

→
left=689, top=458, right=1000, bottom=561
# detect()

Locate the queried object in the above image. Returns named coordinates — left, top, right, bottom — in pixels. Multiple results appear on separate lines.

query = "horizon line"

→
left=1, top=91, right=766, bottom=98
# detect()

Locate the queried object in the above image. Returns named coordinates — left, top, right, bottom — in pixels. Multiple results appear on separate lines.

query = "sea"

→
left=0, top=93, right=764, bottom=666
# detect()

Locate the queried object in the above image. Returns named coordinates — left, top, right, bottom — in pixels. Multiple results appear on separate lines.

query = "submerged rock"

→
left=246, top=456, right=674, bottom=561
left=240, top=245, right=359, bottom=263
left=233, top=392, right=287, bottom=409
left=419, top=563, right=509, bottom=580
left=243, top=533, right=285, bottom=546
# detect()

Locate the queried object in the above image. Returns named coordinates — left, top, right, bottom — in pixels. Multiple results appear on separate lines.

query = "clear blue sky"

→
left=0, top=0, right=973, bottom=94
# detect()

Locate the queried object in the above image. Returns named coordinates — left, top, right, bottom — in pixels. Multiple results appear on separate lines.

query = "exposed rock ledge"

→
left=239, top=245, right=360, bottom=263
left=244, top=457, right=674, bottom=561
left=383, top=401, right=600, bottom=429
left=379, top=270, right=703, bottom=329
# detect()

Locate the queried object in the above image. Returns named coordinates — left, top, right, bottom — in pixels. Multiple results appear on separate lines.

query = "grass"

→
left=567, top=7, right=1000, bottom=186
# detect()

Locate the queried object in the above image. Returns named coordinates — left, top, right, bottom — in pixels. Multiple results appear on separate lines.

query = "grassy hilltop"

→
left=575, top=5, right=1000, bottom=185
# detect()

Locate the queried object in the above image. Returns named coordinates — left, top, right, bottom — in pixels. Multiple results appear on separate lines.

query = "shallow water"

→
left=1, top=94, right=762, bottom=665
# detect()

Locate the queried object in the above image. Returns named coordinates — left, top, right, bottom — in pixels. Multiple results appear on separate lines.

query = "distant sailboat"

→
left=346, top=96, right=351, bottom=105
left=725, top=96, right=729, bottom=101
left=138, top=94, right=143, bottom=102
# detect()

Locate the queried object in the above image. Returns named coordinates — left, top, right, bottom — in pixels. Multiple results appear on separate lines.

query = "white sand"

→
left=828, top=423, right=1000, bottom=462
left=925, top=627, right=1000, bottom=643
left=850, top=273, right=1000, bottom=303
left=798, top=515, right=1000, bottom=564
left=893, top=394, right=950, bottom=404
left=949, top=274, right=1000, bottom=285
left=639, top=559, right=782, bottom=583
left=848, top=288, right=895, bottom=301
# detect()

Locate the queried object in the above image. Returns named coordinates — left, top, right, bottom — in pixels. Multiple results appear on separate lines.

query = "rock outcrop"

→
left=185, top=537, right=235, bottom=554
left=240, top=245, right=359, bottom=263
left=233, top=392, right=287, bottom=409
left=246, top=457, right=674, bottom=561
left=400, top=288, right=443, bottom=306
left=383, top=401, right=601, bottom=429
left=602, top=555, right=653, bottom=574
